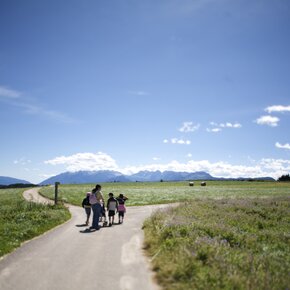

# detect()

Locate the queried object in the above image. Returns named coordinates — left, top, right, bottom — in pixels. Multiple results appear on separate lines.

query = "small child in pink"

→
left=116, top=193, right=128, bottom=224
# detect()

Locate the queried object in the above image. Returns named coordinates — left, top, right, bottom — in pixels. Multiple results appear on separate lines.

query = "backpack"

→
left=82, top=196, right=90, bottom=207
left=89, top=193, right=98, bottom=205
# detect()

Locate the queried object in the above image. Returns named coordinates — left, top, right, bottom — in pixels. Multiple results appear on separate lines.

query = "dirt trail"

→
left=0, top=188, right=167, bottom=290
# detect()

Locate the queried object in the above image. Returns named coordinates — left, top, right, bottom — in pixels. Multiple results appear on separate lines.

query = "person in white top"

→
left=89, top=184, right=104, bottom=230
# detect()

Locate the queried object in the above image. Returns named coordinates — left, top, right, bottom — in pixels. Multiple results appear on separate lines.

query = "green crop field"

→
left=0, top=188, right=70, bottom=257
left=39, top=180, right=290, bottom=206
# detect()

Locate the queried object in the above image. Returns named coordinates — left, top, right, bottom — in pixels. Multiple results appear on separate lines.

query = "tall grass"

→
left=143, top=197, right=290, bottom=290
left=0, top=188, right=70, bottom=257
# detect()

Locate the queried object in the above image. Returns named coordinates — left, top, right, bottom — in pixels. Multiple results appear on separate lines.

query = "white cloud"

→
left=260, top=158, right=290, bottom=174
left=0, top=86, right=21, bottom=99
left=164, top=138, right=191, bottom=144
left=207, top=121, right=242, bottom=132
left=207, top=128, right=221, bottom=133
left=255, top=115, right=279, bottom=127
left=187, top=153, right=192, bottom=158
left=275, top=142, right=290, bottom=150
left=13, top=157, right=32, bottom=165
left=265, top=105, right=290, bottom=113
left=171, top=138, right=191, bottom=145
left=121, top=158, right=290, bottom=179
left=220, top=122, right=242, bottom=128
left=179, top=122, right=200, bottom=132
left=44, top=152, right=118, bottom=172
left=44, top=151, right=290, bottom=179
left=153, top=157, right=161, bottom=161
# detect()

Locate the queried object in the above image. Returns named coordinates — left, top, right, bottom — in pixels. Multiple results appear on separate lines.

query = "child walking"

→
left=82, top=192, right=91, bottom=226
left=116, top=193, right=128, bottom=224
left=107, top=193, right=118, bottom=226
left=100, top=204, right=108, bottom=227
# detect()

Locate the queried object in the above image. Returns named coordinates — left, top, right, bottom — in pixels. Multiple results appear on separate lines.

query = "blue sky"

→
left=0, top=0, right=290, bottom=183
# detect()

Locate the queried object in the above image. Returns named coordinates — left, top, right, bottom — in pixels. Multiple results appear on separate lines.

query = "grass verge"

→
left=143, top=197, right=290, bottom=290
left=0, top=188, right=71, bottom=258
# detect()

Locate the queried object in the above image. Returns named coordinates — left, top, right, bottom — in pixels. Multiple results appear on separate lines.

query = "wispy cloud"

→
left=44, top=152, right=118, bottom=172
left=17, top=103, right=76, bottom=123
left=163, top=138, right=191, bottom=145
left=13, top=157, right=32, bottom=165
left=128, top=90, right=149, bottom=96
left=255, top=115, right=279, bottom=127
left=0, top=85, right=77, bottom=123
left=265, top=105, right=290, bottom=113
left=219, top=122, right=242, bottom=128
left=179, top=122, right=200, bottom=132
left=166, top=0, right=217, bottom=17
left=0, top=85, right=21, bottom=99
left=275, top=142, right=290, bottom=150
left=206, top=128, right=222, bottom=133
left=153, top=157, right=161, bottom=161
left=206, top=121, right=241, bottom=133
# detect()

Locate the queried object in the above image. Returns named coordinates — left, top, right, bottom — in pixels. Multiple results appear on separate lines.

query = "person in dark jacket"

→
left=82, top=192, right=91, bottom=226
left=107, top=192, right=118, bottom=226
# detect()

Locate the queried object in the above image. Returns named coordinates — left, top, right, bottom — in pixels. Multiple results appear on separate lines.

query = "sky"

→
left=0, top=0, right=290, bottom=184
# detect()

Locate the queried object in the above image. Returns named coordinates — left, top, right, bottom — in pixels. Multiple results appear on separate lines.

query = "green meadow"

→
left=39, top=180, right=289, bottom=206
left=4, top=182, right=290, bottom=289
left=0, top=188, right=70, bottom=257
left=40, top=181, right=290, bottom=289
left=143, top=197, right=290, bottom=290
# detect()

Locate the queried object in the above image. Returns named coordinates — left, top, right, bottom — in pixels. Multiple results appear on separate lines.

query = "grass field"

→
left=39, top=180, right=290, bottom=206
left=0, top=188, right=71, bottom=258
left=143, top=196, right=290, bottom=290
left=39, top=181, right=290, bottom=289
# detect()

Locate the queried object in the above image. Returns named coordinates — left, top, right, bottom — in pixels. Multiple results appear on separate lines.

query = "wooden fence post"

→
left=54, top=182, right=60, bottom=205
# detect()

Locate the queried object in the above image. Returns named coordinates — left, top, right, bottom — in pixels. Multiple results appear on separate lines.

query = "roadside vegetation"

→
left=39, top=181, right=290, bottom=289
left=10, top=182, right=290, bottom=288
left=39, top=180, right=290, bottom=206
left=143, top=197, right=290, bottom=290
left=0, top=188, right=70, bottom=257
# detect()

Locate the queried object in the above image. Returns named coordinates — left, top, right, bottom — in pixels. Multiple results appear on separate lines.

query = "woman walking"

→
left=89, top=184, right=104, bottom=230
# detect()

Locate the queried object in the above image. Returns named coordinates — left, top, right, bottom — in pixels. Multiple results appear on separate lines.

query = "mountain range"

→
left=38, top=170, right=274, bottom=185
left=0, top=170, right=275, bottom=186
left=0, top=176, right=32, bottom=186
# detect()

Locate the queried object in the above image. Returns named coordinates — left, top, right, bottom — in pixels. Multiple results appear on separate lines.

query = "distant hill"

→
left=38, top=169, right=275, bottom=185
left=39, top=170, right=219, bottom=184
left=129, top=170, right=163, bottom=182
left=129, top=170, right=215, bottom=182
left=0, top=176, right=32, bottom=186
left=39, top=170, right=131, bottom=185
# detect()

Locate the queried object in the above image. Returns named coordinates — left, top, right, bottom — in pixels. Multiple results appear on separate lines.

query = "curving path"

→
left=0, top=188, right=168, bottom=290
